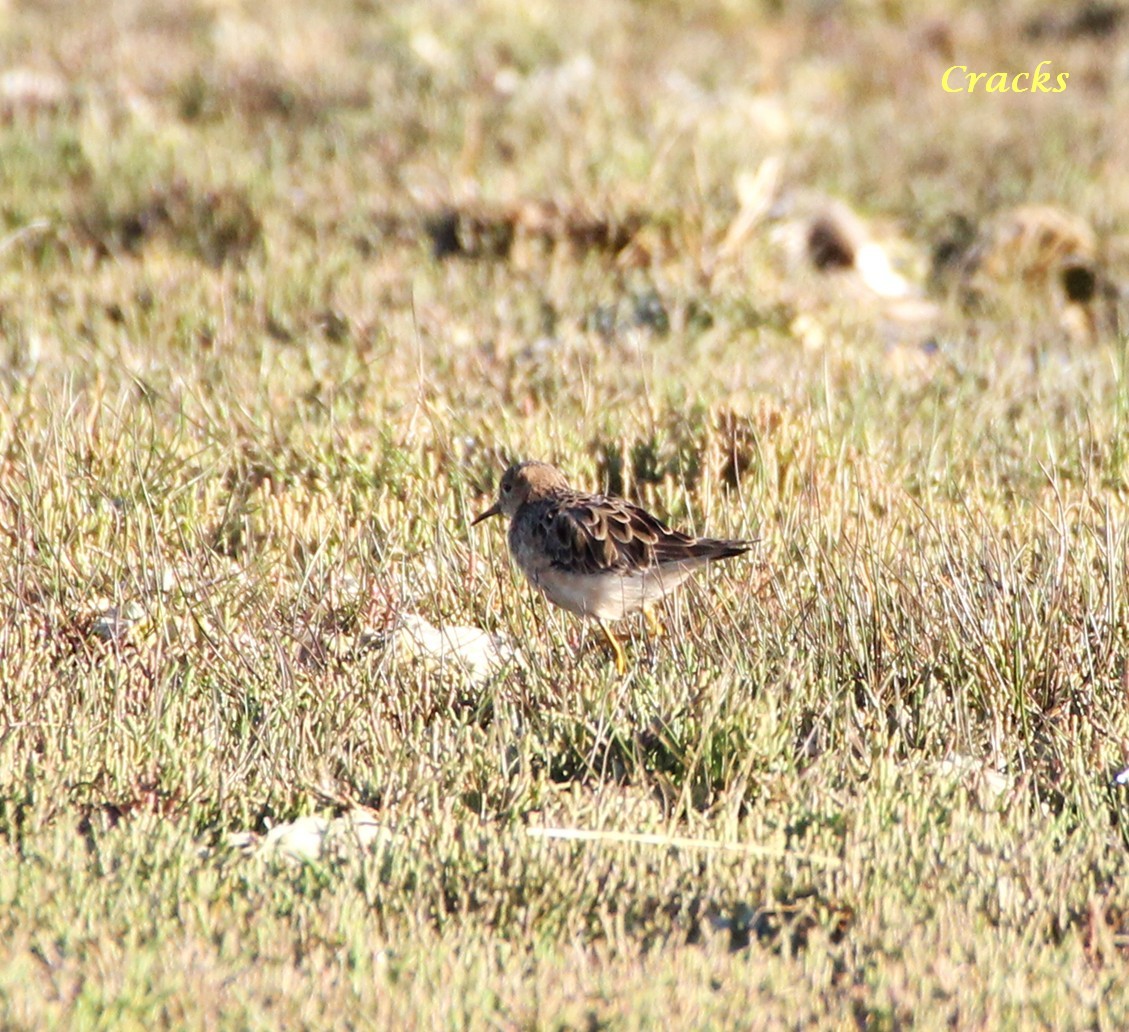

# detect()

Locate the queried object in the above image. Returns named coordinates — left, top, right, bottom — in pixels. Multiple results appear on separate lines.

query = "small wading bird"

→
left=472, top=460, right=753, bottom=674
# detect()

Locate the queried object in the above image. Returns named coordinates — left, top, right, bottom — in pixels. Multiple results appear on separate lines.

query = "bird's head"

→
left=471, top=461, right=570, bottom=524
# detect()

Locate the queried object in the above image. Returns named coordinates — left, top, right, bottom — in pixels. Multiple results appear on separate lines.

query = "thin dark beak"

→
left=471, top=503, right=501, bottom=526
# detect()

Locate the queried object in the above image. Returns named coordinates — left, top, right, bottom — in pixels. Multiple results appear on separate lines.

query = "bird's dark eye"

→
left=501, top=481, right=512, bottom=494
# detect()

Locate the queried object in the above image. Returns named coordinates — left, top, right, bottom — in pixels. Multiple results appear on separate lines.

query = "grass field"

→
left=3, top=0, right=1129, bottom=1027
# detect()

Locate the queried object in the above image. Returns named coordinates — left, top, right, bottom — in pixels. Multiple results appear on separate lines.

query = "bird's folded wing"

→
left=540, top=496, right=695, bottom=576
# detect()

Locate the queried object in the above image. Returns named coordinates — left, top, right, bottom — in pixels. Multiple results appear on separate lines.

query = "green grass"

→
left=2, top=0, right=1129, bottom=1026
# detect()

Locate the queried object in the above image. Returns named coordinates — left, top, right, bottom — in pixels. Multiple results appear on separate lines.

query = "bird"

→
left=471, top=460, right=753, bottom=674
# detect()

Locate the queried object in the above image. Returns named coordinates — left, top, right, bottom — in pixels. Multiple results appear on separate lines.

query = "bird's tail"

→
left=694, top=537, right=755, bottom=561
left=656, top=537, right=755, bottom=564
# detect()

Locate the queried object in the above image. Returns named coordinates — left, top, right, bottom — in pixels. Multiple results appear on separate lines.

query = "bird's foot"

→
left=597, top=619, right=628, bottom=676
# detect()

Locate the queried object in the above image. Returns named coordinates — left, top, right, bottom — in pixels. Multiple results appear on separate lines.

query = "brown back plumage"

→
left=529, top=491, right=752, bottom=577
left=477, top=460, right=754, bottom=579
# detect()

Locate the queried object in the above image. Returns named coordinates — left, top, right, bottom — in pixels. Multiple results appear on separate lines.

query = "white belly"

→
left=526, top=563, right=703, bottom=621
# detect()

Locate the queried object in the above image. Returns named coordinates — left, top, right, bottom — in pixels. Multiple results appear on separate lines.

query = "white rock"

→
left=255, top=810, right=397, bottom=864
left=91, top=601, right=146, bottom=643
left=392, top=613, right=514, bottom=684
left=0, top=68, right=67, bottom=111
left=263, top=815, right=330, bottom=862
left=934, top=754, right=1011, bottom=806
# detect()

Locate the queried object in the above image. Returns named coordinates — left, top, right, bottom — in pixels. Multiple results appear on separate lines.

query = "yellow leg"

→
left=643, top=606, right=664, bottom=639
left=597, top=619, right=627, bottom=676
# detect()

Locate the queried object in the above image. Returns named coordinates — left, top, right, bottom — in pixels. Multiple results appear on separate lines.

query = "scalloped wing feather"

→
left=540, top=495, right=722, bottom=576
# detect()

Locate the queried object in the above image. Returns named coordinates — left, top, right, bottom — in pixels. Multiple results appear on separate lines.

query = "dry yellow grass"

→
left=1, top=0, right=1129, bottom=1027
